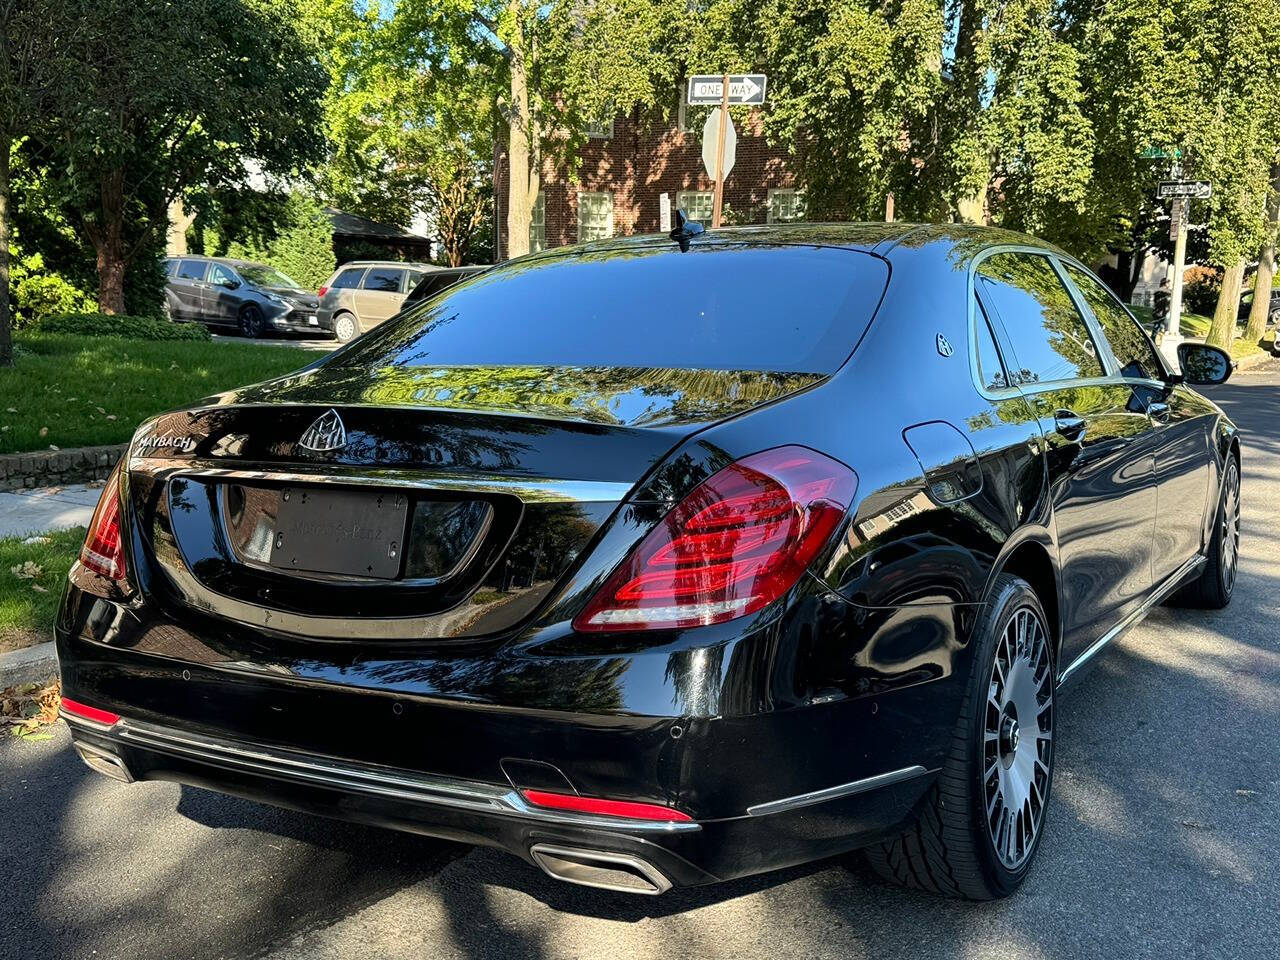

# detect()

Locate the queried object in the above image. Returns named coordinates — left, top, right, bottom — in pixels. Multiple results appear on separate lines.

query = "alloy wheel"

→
left=983, top=605, right=1054, bottom=871
left=1221, top=460, right=1241, bottom=593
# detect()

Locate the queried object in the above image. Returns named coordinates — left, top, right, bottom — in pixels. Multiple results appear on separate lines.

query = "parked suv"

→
left=317, top=261, right=433, bottom=342
left=1237, top=285, right=1280, bottom=324
left=163, top=257, right=322, bottom=338
left=401, top=265, right=488, bottom=312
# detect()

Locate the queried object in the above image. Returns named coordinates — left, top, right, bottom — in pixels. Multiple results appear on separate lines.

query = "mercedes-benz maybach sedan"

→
left=58, top=221, right=1239, bottom=899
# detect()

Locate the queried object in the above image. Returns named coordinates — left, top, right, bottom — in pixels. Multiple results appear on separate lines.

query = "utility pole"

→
left=711, top=74, right=729, bottom=229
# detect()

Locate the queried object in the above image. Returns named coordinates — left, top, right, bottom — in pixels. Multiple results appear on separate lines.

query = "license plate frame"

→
left=270, top=487, right=409, bottom=579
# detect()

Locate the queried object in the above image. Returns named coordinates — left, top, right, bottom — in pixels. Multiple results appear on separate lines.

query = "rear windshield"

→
left=335, top=244, right=888, bottom=374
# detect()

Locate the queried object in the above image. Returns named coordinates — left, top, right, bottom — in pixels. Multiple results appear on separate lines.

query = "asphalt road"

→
left=4, top=364, right=1279, bottom=960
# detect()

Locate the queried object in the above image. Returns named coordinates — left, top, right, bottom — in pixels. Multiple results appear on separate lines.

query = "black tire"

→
left=332, top=312, right=358, bottom=343
left=1172, top=455, right=1240, bottom=609
left=864, top=574, right=1056, bottom=899
left=239, top=304, right=266, bottom=339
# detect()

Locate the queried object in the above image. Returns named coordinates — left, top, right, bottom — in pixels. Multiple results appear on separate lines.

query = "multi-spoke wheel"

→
left=865, top=574, right=1056, bottom=899
left=1175, top=454, right=1240, bottom=609
left=983, top=606, right=1054, bottom=870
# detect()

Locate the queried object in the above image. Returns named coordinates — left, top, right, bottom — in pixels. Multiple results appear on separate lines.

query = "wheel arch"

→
left=989, top=537, right=1061, bottom=666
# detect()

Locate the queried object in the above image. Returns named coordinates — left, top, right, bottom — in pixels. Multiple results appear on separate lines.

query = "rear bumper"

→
left=55, top=572, right=966, bottom=891
left=63, top=708, right=934, bottom=891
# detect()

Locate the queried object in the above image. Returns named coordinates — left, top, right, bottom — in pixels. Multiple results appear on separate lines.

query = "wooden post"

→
left=711, top=73, right=729, bottom=228
left=885, top=192, right=895, bottom=223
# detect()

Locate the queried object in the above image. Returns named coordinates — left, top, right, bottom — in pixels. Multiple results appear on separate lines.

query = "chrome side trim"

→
left=129, top=458, right=634, bottom=505
left=529, top=844, right=672, bottom=895
left=746, top=764, right=932, bottom=817
left=1059, top=553, right=1206, bottom=686
left=64, top=715, right=699, bottom=834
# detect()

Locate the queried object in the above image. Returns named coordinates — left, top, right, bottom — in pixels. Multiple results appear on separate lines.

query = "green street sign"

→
left=1141, top=147, right=1184, bottom=159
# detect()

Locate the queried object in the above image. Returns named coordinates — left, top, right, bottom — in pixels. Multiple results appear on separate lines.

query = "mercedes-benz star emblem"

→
left=298, top=409, right=347, bottom=452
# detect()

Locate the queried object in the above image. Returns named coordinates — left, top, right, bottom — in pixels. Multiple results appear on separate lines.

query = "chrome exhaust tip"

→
left=529, top=844, right=672, bottom=895
left=73, top=741, right=134, bottom=784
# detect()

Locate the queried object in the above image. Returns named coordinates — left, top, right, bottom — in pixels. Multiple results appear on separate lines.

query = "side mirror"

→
left=222, top=279, right=240, bottom=289
left=1177, top=342, right=1234, bottom=385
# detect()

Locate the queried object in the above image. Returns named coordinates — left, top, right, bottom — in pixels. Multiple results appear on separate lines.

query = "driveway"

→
left=3, top=364, right=1278, bottom=960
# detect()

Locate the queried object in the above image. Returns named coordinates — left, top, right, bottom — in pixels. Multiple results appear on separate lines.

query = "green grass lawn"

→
left=1127, top=303, right=1213, bottom=338
left=0, top=527, right=84, bottom=651
left=0, top=333, right=315, bottom=455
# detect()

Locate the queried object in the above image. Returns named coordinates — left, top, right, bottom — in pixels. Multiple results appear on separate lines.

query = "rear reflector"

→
left=520, top=789, right=694, bottom=823
left=317, top=286, right=329, bottom=297
left=61, top=698, right=121, bottom=726
left=573, top=446, right=856, bottom=632
left=80, top=465, right=127, bottom=581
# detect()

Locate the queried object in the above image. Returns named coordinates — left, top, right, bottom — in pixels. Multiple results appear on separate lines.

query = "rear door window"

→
left=1062, top=263, right=1163, bottom=381
left=331, top=267, right=366, bottom=289
left=176, top=259, right=208, bottom=281
left=976, top=252, right=1104, bottom=386
left=337, top=244, right=890, bottom=374
left=363, top=267, right=405, bottom=293
left=405, top=269, right=426, bottom=291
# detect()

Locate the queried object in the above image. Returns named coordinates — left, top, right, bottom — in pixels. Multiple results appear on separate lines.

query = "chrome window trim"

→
left=65, top=715, right=701, bottom=834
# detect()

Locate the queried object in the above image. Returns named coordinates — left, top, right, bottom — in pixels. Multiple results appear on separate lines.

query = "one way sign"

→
left=686, top=74, right=767, bottom=106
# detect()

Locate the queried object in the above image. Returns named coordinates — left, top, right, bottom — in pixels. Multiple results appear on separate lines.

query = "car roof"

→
left=335, top=261, right=435, bottom=269
left=521, top=222, right=1067, bottom=261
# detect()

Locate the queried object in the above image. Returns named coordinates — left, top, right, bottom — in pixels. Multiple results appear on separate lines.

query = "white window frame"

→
left=767, top=188, right=807, bottom=224
left=529, top=191, right=546, bottom=253
left=585, top=117, right=614, bottom=139
left=577, top=191, right=614, bottom=242
left=676, top=190, right=714, bottom=222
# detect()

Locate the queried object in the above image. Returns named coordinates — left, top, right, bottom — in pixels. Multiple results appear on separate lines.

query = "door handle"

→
left=1053, top=409, right=1086, bottom=441
left=1147, top=401, right=1170, bottom=423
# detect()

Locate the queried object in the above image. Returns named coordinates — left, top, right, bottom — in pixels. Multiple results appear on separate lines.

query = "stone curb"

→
left=0, top=443, right=128, bottom=493
left=0, top=640, right=57, bottom=689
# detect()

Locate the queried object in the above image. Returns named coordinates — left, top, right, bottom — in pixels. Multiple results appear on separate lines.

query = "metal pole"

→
left=1168, top=197, right=1187, bottom=336
left=711, top=74, right=729, bottom=228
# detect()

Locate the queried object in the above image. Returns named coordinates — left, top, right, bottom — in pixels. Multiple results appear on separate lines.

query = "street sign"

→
left=701, top=108, right=737, bottom=181
left=1158, top=180, right=1212, bottom=199
left=1141, top=147, right=1183, bottom=160
left=1169, top=196, right=1184, bottom=241
left=687, top=74, right=767, bottom=106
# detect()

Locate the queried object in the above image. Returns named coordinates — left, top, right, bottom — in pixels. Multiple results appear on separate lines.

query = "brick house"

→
left=494, top=92, right=804, bottom=259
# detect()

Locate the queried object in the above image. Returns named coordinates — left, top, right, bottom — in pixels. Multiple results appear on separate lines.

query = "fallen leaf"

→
left=38, top=426, right=48, bottom=437
left=95, top=406, right=106, bottom=415
left=106, top=415, right=117, bottom=421
left=11, top=562, right=42, bottom=580
left=20, top=536, right=50, bottom=546
left=31, top=584, right=48, bottom=594
left=5, top=407, right=15, bottom=413
left=48, top=445, right=59, bottom=451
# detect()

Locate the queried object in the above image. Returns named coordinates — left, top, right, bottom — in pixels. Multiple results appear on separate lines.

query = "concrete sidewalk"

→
left=0, top=483, right=100, bottom=538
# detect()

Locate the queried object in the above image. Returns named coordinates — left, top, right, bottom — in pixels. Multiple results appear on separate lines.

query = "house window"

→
left=529, top=192, right=546, bottom=253
left=585, top=117, right=614, bottom=139
left=577, top=191, right=613, bottom=242
left=676, top=190, right=714, bottom=222
left=768, top=189, right=807, bottom=223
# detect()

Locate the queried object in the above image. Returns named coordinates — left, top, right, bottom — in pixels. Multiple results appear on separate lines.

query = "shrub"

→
left=1182, top=265, right=1222, bottom=316
left=32, top=313, right=212, bottom=341
left=8, top=246, right=95, bottom=329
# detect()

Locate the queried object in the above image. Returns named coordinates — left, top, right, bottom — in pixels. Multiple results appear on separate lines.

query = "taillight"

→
left=317, top=286, right=329, bottom=297
left=61, top=698, right=121, bottom=726
left=80, top=465, right=127, bottom=581
left=573, top=446, right=856, bottom=632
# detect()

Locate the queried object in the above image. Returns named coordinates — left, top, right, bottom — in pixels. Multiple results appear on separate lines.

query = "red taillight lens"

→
left=61, top=698, right=121, bottom=726
left=80, top=466, right=127, bottom=581
left=573, top=446, right=857, bottom=632
left=520, top=789, right=693, bottom=823
left=317, top=285, right=329, bottom=297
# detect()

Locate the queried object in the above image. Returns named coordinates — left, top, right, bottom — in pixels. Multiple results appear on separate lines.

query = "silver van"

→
left=316, top=261, right=433, bottom=341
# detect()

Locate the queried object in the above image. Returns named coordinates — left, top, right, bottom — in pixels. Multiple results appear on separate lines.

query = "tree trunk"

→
left=1244, top=163, right=1280, bottom=344
left=0, top=132, right=12, bottom=367
left=1245, top=244, right=1275, bottom=343
left=504, top=1, right=538, bottom=259
left=93, top=167, right=127, bottom=314
left=1206, top=258, right=1246, bottom=349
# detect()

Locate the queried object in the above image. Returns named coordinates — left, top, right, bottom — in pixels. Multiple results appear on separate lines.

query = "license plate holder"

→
left=270, top=487, right=408, bottom=579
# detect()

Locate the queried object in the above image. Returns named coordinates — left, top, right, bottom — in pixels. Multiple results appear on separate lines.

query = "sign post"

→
left=1157, top=179, right=1211, bottom=357
left=688, top=73, right=767, bottom=228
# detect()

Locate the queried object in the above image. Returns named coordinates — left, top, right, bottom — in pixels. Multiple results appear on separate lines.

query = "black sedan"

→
left=163, top=256, right=323, bottom=338
left=59, top=223, right=1239, bottom=900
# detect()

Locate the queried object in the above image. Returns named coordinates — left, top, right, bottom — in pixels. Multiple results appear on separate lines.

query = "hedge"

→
left=32, top=312, right=212, bottom=342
